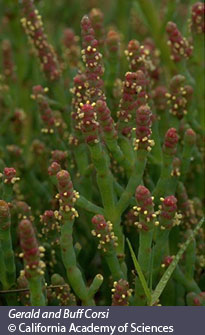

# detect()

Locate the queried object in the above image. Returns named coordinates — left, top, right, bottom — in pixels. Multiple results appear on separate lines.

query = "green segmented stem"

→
left=138, top=230, right=154, bottom=279
left=74, top=143, right=92, bottom=199
left=88, top=274, right=104, bottom=299
left=28, top=276, right=46, bottom=306
left=76, top=196, right=104, bottom=215
left=116, top=150, right=147, bottom=216
left=60, top=220, right=93, bottom=305
left=89, top=142, right=116, bottom=219
left=104, top=251, right=125, bottom=281
left=153, top=154, right=173, bottom=203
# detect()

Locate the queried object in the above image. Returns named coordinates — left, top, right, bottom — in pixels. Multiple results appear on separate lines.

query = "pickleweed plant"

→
left=0, top=0, right=204, bottom=306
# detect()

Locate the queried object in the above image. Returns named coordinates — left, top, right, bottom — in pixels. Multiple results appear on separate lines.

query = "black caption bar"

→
left=1, top=306, right=204, bottom=335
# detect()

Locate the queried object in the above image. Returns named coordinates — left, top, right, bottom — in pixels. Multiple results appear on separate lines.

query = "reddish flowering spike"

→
left=32, top=85, right=55, bottom=133
left=152, top=86, right=168, bottom=112
left=111, top=279, right=131, bottom=306
left=48, top=161, right=61, bottom=176
left=166, top=21, right=193, bottom=62
left=125, top=40, right=151, bottom=74
left=163, top=128, right=179, bottom=155
left=117, top=70, right=148, bottom=136
left=135, top=186, right=154, bottom=210
left=81, top=15, right=98, bottom=49
left=96, top=99, right=117, bottom=139
left=134, top=105, right=153, bottom=151
left=21, top=0, right=60, bottom=81
left=62, top=28, right=80, bottom=68
left=184, top=128, right=196, bottom=146
left=79, top=103, right=99, bottom=144
left=2, top=39, right=16, bottom=80
left=89, top=8, right=105, bottom=48
left=191, top=2, right=205, bottom=34
left=0, top=200, right=11, bottom=230
left=56, top=170, right=79, bottom=221
left=81, top=15, right=105, bottom=102
left=71, top=72, right=87, bottom=139
left=3, top=167, right=19, bottom=184
left=159, top=196, right=178, bottom=228
left=106, top=29, right=121, bottom=54
left=134, top=186, right=155, bottom=230
left=167, top=75, right=193, bottom=119
left=18, top=219, right=44, bottom=278
left=91, top=214, right=118, bottom=252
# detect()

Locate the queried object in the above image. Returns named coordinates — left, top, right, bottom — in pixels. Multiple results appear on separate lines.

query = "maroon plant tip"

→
left=163, top=128, right=179, bottom=155
left=81, top=15, right=98, bottom=49
left=184, top=128, right=196, bottom=146
left=134, top=104, right=154, bottom=151
left=3, top=167, right=19, bottom=184
left=81, top=14, right=105, bottom=102
left=96, top=99, right=117, bottom=139
left=106, top=29, right=120, bottom=54
left=56, top=170, right=79, bottom=220
left=71, top=73, right=87, bottom=137
left=166, top=21, right=193, bottom=62
left=89, top=8, right=105, bottom=48
left=134, top=186, right=155, bottom=229
left=125, top=39, right=150, bottom=73
left=79, top=103, right=99, bottom=144
left=18, top=219, right=45, bottom=278
left=21, top=0, right=60, bottom=81
left=117, top=70, right=148, bottom=136
left=81, top=18, right=105, bottom=103
left=0, top=200, right=10, bottom=230
left=191, top=2, right=205, bottom=34
left=160, top=196, right=177, bottom=222
left=111, top=279, right=132, bottom=306
left=91, top=214, right=118, bottom=252
left=48, top=162, right=61, bottom=176
left=135, top=185, right=153, bottom=207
